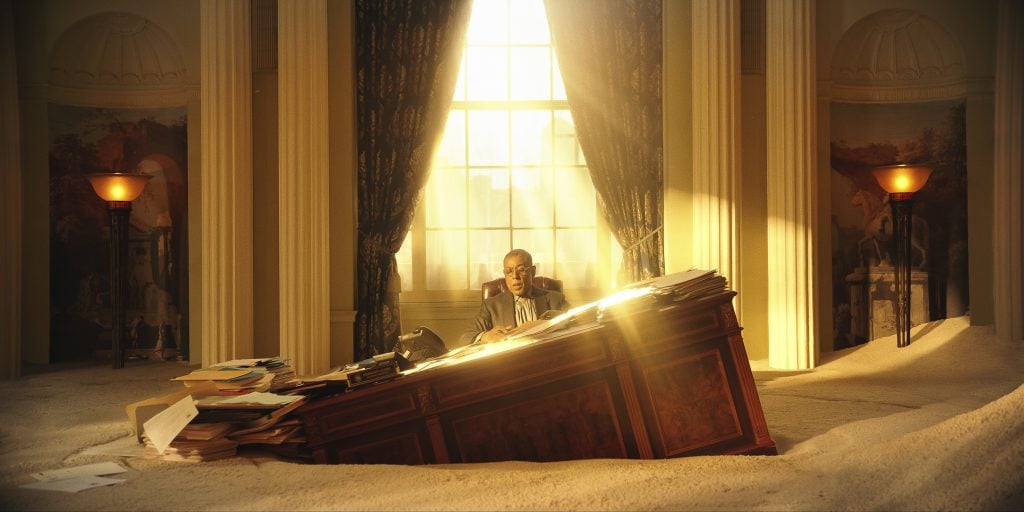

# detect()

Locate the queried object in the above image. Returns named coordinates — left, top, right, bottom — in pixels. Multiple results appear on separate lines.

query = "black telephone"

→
left=392, top=326, right=448, bottom=364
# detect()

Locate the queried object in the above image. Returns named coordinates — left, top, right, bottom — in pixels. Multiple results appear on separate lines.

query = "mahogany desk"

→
left=295, top=291, right=776, bottom=464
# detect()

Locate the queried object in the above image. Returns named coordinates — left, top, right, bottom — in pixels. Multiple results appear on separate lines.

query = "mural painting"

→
left=830, top=100, right=968, bottom=349
left=48, top=105, right=188, bottom=362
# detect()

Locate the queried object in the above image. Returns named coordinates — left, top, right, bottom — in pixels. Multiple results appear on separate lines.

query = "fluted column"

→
left=1, top=0, right=22, bottom=379
left=200, top=0, right=254, bottom=366
left=765, top=0, right=817, bottom=369
left=278, top=0, right=330, bottom=376
left=993, top=0, right=1024, bottom=342
left=692, top=0, right=742, bottom=307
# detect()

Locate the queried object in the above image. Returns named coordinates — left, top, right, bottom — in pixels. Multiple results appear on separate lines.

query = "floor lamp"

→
left=86, top=172, right=152, bottom=368
left=871, top=164, right=934, bottom=348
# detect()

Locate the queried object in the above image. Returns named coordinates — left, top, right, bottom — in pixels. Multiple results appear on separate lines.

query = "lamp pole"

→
left=871, top=164, right=933, bottom=348
left=86, top=173, right=151, bottom=368
left=889, top=193, right=914, bottom=348
left=107, top=202, right=132, bottom=368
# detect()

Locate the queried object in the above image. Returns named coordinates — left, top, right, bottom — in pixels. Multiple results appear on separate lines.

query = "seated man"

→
left=458, top=249, right=571, bottom=345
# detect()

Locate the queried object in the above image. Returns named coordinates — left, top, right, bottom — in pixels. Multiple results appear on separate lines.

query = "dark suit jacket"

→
left=458, top=287, right=570, bottom=346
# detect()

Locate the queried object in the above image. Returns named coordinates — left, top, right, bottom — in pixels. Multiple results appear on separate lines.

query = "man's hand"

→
left=480, top=325, right=514, bottom=343
left=539, top=309, right=564, bottom=320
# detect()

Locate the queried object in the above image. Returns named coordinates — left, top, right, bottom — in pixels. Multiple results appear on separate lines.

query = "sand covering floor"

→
left=1, top=316, right=1022, bottom=511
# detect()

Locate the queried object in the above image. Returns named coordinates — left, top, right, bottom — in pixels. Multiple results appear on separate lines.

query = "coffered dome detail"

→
left=49, top=12, right=187, bottom=89
left=831, top=9, right=966, bottom=102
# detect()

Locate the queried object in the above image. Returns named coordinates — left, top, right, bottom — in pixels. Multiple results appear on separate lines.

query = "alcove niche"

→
left=828, top=9, right=969, bottom=349
left=47, top=11, right=191, bottom=363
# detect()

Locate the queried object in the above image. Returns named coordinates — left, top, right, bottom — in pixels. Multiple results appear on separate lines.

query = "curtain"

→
left=545, top=0, right=664, bottom=283
left=355, top=0, right=471, bottom=360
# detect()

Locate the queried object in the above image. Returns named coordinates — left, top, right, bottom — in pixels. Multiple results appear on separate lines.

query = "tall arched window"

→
left=397, top=0, right=618, bottom=302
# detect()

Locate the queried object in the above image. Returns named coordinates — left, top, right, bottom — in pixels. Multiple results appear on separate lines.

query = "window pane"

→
left=467, top=47, right=508, bottom=101
left=467, top=0, right=508, bottom=45
left=511, top=110, right=552, bottom=166
left=426, top=231, right=468, bottom=290
left=555, top=167, right=595, bottom=226
left=396, top=230, right=413, bottom=292
left=509, top=0, right=549, bottom=44
left=468, top=110, right=509, bottom=165
left=552, top=53, right=567, bottom=101
left=452, top=55, right=467, bottom=102
left=510, top=48, right=551, bottom=101
left=511, top=167, right=553, bottom=228
left=553, top=110, right=583, bottom=165
left=556, top=229, right=597, bottom=289
left=512, top=229, right=554, bottom=275
left=469, top=229, right=511, bottom=289
left=437, top=110, right=466, bottom=166
left=468, top=167, right=510, bottom=227
left=425, top=167, right=467, bottom=228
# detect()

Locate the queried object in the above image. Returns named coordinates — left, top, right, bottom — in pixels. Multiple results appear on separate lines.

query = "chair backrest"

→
left=481, top=276, right=563, bottom=300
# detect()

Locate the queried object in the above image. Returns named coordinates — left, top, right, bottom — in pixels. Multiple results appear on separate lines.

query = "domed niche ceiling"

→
left=49, top=11, right=187, bottom=89
left=831, top=8, right=966, bottom=87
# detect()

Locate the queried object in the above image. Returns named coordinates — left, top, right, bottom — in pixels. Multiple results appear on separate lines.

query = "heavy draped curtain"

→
left=545, top=0, right=664, bottom=283
left=355, top=0, right=471, bottom=360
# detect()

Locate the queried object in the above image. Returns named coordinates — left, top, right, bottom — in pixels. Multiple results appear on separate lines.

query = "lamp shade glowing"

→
left=871, top=164, right=934, bottom=194
left=85, top=172, right=152, bottom=202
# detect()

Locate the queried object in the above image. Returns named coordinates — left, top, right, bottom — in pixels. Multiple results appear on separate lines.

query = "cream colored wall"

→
left=739, top=73, right=769, bottom=360
left=253, top=70, right=280, bottom=358
left=662, top=0, right=694, bottom=276
left=816, top=0, right=998, bottom=327
left=326, top=0, right=358, bottom=367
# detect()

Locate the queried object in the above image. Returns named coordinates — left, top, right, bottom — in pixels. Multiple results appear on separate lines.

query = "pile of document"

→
left=126, top=357, right=310, bottom=462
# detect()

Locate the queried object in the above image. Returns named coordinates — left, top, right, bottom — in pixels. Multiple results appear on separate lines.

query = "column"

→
left=992, top=0, right=1024, bottom=342
left=765, top=0, right=817, bottom=369
left=278, top=0, right=330, bottom=376
left=691, top=0, right=742, bottom=308
left=200, top=0, right=254, bottom=366
left=0, top=0, right=21, bottom=379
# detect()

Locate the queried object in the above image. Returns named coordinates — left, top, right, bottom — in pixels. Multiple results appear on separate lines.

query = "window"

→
left=396, top=0, right=618, bottom=302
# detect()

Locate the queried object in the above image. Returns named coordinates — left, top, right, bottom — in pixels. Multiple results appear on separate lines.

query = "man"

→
left=458, top=249, right=570, bottom=345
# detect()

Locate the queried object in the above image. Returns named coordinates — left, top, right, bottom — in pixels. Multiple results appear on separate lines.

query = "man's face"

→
left=502, top=254, right=535, bottom=297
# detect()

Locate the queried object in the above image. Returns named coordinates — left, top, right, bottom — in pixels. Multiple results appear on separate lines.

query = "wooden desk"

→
left=296, top=291, right=776, bottom=464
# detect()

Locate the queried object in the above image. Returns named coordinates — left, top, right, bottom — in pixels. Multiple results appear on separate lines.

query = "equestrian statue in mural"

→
left=851, top=189, right=929, bottom=269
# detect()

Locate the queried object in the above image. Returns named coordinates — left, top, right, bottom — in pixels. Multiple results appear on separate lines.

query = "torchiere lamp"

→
left=85, top=172, right=152, bottom=368
left=871, top=163, right=934, bottom=348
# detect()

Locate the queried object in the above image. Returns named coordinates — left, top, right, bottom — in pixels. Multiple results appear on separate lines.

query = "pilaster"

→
left=199, top=0, right=254, bottom=366
left=278, top=0, right=330, bottom=376
left=765, top=0, right=817, bottom=369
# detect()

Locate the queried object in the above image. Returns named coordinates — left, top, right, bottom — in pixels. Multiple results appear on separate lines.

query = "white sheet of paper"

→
left=30, top=462, right=126, bottom=482
left=20, top=475, right=125, bottom=493
left=215, top=392, right=303, bottom=405
left=82, top=436, right=158, bottom=458
left=143, top=395, right=198, bottom=454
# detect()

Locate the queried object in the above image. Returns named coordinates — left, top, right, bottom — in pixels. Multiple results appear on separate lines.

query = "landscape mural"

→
left=48, top=104, right=188, bottom=362
left=830, top=100, right=968, bottom=349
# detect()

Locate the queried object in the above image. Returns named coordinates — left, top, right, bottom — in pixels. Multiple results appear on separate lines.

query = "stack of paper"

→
left=174, top=368, right=274, bottom=395
left=208, top=357, right=301, bottom=392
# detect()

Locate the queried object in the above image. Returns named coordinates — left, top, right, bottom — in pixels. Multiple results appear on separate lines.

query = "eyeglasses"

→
left=503, top=265, right=532, bottom=277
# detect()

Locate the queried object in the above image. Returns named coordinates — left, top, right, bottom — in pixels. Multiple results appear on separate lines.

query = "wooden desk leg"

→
left=426, top=416, right=451, bottom=463
left=727, top=334, right=776, bottom=453
left=616, top=364, right=654, bottom=459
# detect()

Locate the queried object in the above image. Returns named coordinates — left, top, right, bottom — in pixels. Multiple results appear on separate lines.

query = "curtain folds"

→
left=355, top=0, right=471, bottom=360
left=545, top=0, right=664, bottom=283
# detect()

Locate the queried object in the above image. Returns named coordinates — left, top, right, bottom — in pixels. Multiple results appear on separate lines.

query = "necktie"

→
left=514, top=296, right=537, bottom=326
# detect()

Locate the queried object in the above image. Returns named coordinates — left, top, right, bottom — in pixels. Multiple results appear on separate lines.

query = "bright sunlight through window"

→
left=396, top=0, right=614, bottom=300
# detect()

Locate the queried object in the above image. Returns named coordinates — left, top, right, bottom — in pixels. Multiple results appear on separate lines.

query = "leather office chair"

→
left=481, top=276, right=563, bottom=300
